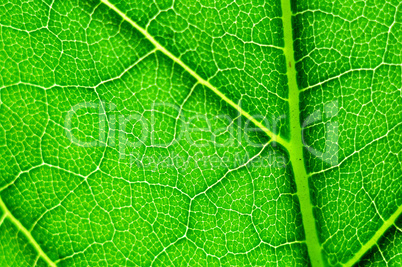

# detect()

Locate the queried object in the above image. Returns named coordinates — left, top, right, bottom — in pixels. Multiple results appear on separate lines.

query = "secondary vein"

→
left=344, top=205, right=402, bottom=267
left=0, top=196, right=56, bottom=267
left=100, top=0, right=289, bottom=148
left=280, top=0, right=324, bottom=266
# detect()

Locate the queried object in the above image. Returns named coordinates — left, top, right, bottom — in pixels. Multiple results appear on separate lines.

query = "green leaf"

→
left=0, top=0, right=401, bottom=266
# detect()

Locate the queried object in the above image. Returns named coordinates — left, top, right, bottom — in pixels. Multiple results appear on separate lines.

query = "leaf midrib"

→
left=279, top=0, right=324, bottom=266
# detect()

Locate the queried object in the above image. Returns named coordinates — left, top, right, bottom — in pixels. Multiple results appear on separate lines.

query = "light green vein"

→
left=100, top=0, right=289, bottom=148
left=344, top=205, right=402, bottom=267
left=280, top=0, right=324, bottom=266
left=0, top=196, right=56, bottom=267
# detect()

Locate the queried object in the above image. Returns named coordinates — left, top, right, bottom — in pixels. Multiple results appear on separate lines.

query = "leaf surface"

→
left=0, top=0, right=401, bottom=266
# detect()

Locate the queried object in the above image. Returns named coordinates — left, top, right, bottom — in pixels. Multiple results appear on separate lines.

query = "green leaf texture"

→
left=0, top=0, right=401, bottom=266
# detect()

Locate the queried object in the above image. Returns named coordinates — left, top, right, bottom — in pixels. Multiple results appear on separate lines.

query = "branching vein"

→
left=100, top=0, right=289, bottom=149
